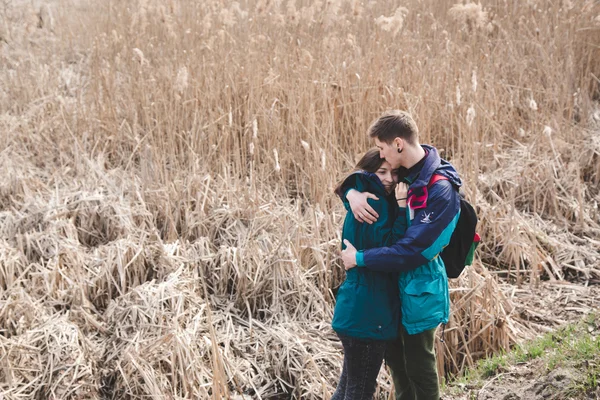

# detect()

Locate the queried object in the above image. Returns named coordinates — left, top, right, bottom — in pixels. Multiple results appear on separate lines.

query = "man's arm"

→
left=345, top=189, right=380, bottom=224
left=354, top=180, right=460, bottom=272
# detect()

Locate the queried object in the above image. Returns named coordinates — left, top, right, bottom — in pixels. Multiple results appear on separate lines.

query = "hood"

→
left=406, top=145, right=462, bottom=209
left=340, top=170, right=390, bottom=207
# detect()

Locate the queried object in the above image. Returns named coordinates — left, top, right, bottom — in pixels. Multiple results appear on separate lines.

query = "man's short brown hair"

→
left=367, top=110, right=418, bottom=145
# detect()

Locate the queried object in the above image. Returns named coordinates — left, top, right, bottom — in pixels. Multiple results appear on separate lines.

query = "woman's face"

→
left=375, top=160, right=397, bottom=194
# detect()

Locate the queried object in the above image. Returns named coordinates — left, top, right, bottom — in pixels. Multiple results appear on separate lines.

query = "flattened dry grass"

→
left=1, top=0, right=599, bottom=398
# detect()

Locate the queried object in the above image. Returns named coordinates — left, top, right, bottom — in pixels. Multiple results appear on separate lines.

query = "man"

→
left=340, top=110, right=462, bottom=400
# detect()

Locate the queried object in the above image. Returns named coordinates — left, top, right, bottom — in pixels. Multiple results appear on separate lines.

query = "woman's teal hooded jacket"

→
left=331, top=171, right=406, bottom=340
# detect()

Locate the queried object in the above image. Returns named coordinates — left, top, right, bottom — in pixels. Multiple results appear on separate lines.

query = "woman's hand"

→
left=347, top=189, right=379, bottom=224
left=395, top=183, right=409, bottom=208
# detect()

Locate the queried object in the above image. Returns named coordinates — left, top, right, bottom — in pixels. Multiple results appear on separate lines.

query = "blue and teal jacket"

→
left=331, top=171, right=407, bottom=340
left=348, top=146, right=462, bottom=335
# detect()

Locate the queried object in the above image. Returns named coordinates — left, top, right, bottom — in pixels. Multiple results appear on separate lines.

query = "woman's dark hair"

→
left=334, top=148, right=384, bottom=196
left=334, top=148, right=409, bottom=197
left=354, top=148, right=385, bottom=174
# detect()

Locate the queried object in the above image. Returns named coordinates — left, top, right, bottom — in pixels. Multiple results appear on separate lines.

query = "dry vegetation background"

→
left=1, top=0, right=600, bottom=398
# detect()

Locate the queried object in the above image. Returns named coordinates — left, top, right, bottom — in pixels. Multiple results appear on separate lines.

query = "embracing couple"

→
left=332, top=110, right=462, bottom=400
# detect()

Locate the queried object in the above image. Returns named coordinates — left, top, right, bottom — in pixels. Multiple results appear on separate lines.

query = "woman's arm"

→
left=391, top=182, right=409, bottom=242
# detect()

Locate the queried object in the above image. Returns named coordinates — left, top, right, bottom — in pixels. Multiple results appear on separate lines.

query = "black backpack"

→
left=428, top=175, right=480, bottom=278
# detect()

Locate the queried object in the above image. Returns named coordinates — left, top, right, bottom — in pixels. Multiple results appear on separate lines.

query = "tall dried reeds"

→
left=1, top=0, right=599, bottom=398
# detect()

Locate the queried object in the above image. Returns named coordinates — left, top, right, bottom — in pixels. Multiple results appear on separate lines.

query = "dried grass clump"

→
left=0, top=289, right=48, bottom=338
left=0, top=239, right=29, bottom=291
left=448, top=2, right=490, bottom=33
left=231, top=320, right=346, bottom=399
left=66, top=198, right=128, bottom=248
left=88, top=236, right=175, bottom=310
left=0, top=151, right=47, bottom=218
left=440, top=264, right=536, bottom=375
left=98, top=265, right=345, bottom=398
left=17, top=217, right=79, bottom=265
left=100, top=269, right=216, bottom=398
left=0, top=1, right=55, bottom=45
left=375, top=7, right=409, bottom=37
left=181, top=199, right=338, bottom=322
left=477, top=134, right=600, bottom=283
left=0, top=211, right=21, bottom=240
left=0, top=315, right=100, bottom=399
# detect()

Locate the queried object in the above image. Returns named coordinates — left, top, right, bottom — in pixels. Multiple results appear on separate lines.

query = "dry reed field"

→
left=1, top=0, right=600, bottom=398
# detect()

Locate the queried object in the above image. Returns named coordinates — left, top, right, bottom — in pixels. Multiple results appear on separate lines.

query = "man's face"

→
left=374, top=137, right=402, bottom=169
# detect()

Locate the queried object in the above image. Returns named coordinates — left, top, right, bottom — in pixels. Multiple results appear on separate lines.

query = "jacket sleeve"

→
left=357, top=180, right=460, bottom=272
left=341, top=176, right=406, bottom=251
left=390, top=207, right=407, bottom=242
left=340, top=175, right=366, bottom=214
left=367, top=205, right=407, bottom=248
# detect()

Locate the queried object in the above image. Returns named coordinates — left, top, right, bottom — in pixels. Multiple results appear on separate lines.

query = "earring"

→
left=397, top=148, right=402, bottom=153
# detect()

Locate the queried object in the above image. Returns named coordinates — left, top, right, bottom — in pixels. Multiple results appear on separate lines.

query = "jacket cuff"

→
left=343, top=187, right=354, bottom=200
left=356, top=251, right=366, bottom=267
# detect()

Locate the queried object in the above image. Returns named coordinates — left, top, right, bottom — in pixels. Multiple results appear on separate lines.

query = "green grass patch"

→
left=444, top=313, right=600, bottom=399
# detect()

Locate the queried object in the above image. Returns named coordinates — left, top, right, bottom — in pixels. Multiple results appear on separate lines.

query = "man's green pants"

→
left=385, top=325, right=439, bottom=400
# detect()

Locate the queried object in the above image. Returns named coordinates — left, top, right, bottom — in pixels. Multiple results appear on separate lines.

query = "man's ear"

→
left=394, top=137, right=404, bottom=151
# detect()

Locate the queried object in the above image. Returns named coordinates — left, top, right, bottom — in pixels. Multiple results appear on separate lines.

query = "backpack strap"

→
left=429, top=173, right=479, bottom=244
left=408, top=174, right=450, bottom=210
left=428, top=174, right=448, bottom=188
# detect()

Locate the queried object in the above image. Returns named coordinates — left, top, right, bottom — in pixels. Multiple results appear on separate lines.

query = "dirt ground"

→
left=447, top=364, right=600, bottom=400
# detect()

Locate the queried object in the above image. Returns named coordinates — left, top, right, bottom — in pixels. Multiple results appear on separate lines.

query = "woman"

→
left=331, top=148, right=408, bottom=399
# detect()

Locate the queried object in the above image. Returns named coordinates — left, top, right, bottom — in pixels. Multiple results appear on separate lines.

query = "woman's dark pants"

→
left=331, top=333, right=388, bottom=400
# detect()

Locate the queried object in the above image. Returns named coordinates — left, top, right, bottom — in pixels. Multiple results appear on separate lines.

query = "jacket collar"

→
left=344, top=170, right=389, bottom=197
left=406, top=145, right=442, bottom=210
left=406, top=145, right=440, bottom=187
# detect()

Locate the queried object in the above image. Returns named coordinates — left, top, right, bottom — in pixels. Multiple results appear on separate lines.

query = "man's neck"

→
left=403, top=144, right=426, bottom=169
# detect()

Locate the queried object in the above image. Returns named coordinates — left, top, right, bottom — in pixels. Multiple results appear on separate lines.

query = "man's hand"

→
left=347, top=189, right=379, bottom=224
left=341, top=239, right=358, bottom=270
